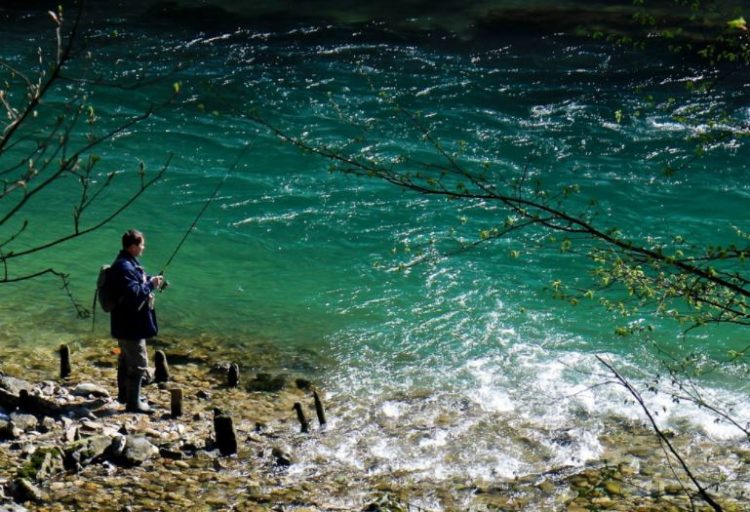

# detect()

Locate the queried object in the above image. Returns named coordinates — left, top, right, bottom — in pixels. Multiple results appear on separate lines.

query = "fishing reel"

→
left=153, top=274, right=169, bottom=292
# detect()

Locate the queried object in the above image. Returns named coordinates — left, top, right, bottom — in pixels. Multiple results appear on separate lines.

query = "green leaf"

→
left=727, top=17, right=747, bottom=31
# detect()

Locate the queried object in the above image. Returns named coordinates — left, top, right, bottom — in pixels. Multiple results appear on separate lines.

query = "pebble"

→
left=627, top=447, right=652, bottom=457
left=40, top=416, right=57, bottom=432
left=604, top=481, right=624, bottom=496
left=640, top=466, right=656, bottom=476
left=537, top=480, right=555, bottom=494
left=591, top=496, right=613, bottom=507
left=79, top=419, right=102, bottom=432
left=664, top=483, right=683, bottom=495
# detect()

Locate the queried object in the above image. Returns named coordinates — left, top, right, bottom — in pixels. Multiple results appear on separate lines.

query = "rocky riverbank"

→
left=1, top=336, right=748, bottom=511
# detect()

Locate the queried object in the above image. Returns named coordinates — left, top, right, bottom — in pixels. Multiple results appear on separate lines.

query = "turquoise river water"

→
left=1, top=1, right=749, bottom=502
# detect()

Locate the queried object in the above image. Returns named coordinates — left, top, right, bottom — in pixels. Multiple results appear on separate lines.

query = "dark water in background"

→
left=1, top=1, right=749, bottom=489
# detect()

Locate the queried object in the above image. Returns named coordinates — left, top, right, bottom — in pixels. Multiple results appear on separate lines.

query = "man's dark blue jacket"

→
left=109, top=250, right=159, bottom=340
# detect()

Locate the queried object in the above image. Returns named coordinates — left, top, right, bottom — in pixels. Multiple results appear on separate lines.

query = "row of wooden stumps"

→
left=59, top=344, right=328, bottom=456
left=294, top=390, right=327, bottom=433
left=59, top=345, right=172, bottom=383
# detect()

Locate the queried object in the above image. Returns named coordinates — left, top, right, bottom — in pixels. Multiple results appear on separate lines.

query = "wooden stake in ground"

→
left=313, top=390, right=326, bottom=426
left=170, top=388, right=183, bottom=417
left=154, top=350, right=169, bottom=382
left=228, top=363, right=240, bottom=387
left=293, top=402, right=309, bottom=433
left=213, top=413, right=237, bottom=455
left=59, top=344, right=71, bottom=379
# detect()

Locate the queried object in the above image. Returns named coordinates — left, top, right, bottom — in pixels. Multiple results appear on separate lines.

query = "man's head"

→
left=122, top=229, right=145, bottom=257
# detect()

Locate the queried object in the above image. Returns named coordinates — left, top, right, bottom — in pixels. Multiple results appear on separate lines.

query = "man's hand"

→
left=151, top=275, right=165, bottom=289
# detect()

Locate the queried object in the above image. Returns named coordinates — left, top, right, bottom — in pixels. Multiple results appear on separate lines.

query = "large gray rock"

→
left=17, top=447, right=64, bottom=481
left=0, top=419, right=21, bottom=440
left=117, top=436, right=158, bottom=467
left=9, top=414, right=37, bottom=433
left=72, top=383, right=109, bottom=398
left=8, top=478, right=45, bottom=503
left=0, top=377, right=32, bottom=396
left=63, top=435, right=112, bottom=469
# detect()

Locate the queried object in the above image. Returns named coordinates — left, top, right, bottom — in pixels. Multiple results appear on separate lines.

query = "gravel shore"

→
left=1, top=336, right=748, bottom=511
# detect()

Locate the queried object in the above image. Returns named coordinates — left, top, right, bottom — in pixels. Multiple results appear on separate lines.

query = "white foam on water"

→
left=370, top=437, right=401, bottom=461
left=299, top=333, right=749, bottom=491
left=417, top=429, right=449, bottom=448
left=381, top=401, right=405, bottom=418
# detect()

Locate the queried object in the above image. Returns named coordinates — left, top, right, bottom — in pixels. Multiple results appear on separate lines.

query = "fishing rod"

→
left=90, top=142, right=254, bottom=325
left=158, top=142, right=253, bottom=281
left=133, top=143, right=252, bottom=312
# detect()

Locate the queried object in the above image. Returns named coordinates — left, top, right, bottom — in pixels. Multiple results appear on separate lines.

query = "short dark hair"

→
left=122, top=229, right=144, bottom=249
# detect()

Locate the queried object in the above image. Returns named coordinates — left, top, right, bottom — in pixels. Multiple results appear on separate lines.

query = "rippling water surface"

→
left=1, top=4, right=749, bottom=491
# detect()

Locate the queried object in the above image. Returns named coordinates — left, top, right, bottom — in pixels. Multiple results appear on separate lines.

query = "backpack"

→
left=95, top=264, right=121, bottom=313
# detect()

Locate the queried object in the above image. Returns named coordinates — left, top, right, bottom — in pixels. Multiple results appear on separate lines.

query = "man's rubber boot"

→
left=125, top=373, right=152, bottom=414
left=141, top=367, right=154, bottom=386
left=117, top=361, right=128, bottom=404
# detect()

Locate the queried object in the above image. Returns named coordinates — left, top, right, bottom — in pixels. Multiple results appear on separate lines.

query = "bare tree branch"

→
left=596, top=355, right=723, bottom=512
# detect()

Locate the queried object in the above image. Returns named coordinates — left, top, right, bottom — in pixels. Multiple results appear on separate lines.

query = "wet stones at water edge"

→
left=1, top=377, right=105, bottom=419
left=246, top=373, right=286, bottom=392
left=0, top=345, right=345, bottom=508
left=271, top=446, right=294, bottom=467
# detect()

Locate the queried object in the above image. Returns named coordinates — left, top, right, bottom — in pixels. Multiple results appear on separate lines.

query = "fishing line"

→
left=127, top=140, right=254, bottom=314
left=159, top=141, right=253, bottom=278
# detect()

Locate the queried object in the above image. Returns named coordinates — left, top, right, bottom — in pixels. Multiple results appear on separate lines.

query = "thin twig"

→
left=596, top=355, right=723, bottom=512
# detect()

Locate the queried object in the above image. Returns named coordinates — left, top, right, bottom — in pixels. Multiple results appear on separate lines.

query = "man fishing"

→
left=109, top=229, right=164, bottom=413
left=103, top=146, right=250, bottom=413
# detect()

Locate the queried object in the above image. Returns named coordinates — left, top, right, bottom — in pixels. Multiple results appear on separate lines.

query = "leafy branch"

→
left=252, top=109, right=750, bottom=332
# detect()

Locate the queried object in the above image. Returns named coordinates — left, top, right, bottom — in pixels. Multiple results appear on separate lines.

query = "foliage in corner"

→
left=0, top=2, right=175, bottom=315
